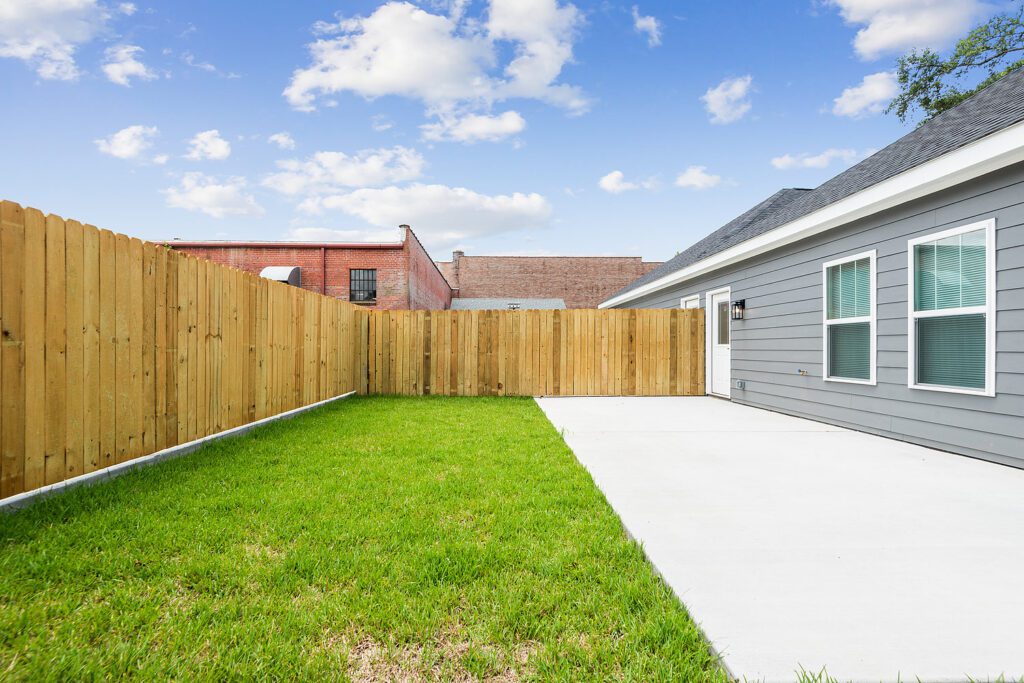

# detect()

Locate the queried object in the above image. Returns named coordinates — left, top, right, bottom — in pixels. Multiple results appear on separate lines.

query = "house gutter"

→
left=599, top=119, right=1024, bottom=309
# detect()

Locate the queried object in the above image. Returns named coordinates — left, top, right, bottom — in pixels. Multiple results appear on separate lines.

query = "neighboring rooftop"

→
left=450, top=298, right=567, bottom=311
left=613, top=67, right=1024, bottom=299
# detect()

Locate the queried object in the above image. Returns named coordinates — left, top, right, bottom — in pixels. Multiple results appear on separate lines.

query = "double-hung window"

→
left=908, top=219, right=995, bottom=396
left=823, top=250, right=876, bottom=384
left=681, top=295, right=700, bottom=309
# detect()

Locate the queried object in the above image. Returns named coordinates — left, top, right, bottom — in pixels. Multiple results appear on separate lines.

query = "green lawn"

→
left=0, top=396, right=727, bottom=681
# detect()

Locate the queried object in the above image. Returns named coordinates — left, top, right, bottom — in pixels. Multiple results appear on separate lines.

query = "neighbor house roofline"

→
left=161, top=240, right=404, bottom=250
left=600, top=117, right=1024, bottom=309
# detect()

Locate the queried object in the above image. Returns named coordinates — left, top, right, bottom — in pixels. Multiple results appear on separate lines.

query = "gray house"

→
left=602, top=69, right=1024, bottom=468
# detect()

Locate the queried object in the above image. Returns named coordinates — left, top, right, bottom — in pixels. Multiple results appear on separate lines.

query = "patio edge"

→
left=0, top=391, right=356, bottom=513
left=533, top=397, right=739, bottom=683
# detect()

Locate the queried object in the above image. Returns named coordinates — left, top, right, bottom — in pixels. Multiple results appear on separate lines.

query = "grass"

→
left=0, top=396, right=728, bottom=681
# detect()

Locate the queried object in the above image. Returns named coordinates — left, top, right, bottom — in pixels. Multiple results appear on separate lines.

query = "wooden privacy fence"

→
left=0, top=201, right=361, bottom=499
left=361, top=309, right=705, bottom=397
left=0, top=199, right=707, bottom=500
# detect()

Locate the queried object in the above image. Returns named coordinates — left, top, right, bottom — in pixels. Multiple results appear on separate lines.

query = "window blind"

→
left=914, top=228, right=986, bottom=312
left=826, top=258, right=870, bottom=320
left=829, top=322, right=871, bottom=380
left=917, top=314, right=986, bottom=389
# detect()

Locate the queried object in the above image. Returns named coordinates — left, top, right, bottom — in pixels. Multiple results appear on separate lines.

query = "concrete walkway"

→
left=536, top=396, right=1024, bottom=683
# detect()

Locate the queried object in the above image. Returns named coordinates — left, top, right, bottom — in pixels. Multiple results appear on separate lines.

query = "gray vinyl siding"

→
left=616, top=162, right=1024, bottom=468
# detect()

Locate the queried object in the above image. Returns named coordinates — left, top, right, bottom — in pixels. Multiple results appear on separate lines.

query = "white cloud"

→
left=181, top=51, right=239, bottom=78
left=284, top=226, right=403, bottom=243
left=631, top=6, right=661, bottom=47
left=0, top=0, right=110, bottom=80
left=153, top=154, right=169, bottom=165
left=674, top=166, right=722, bottom=190
left=284, top=1, right=588, bottom=135
left=268, top=132, right=296, bottom=150
left=421, top=111, right=526, bottom=143
left=94, top=124, right=158, bottom=160
left=832, top=71, right=899, bottom=118
left=315, top=183, right=552, bottom=247
left=284, top=3, right=490, bottom=111
left=163, top=173, right=264, bottom=218
left=262, top=146, right=425, bottom=196
left=826, top=0, right=995, bottom=61
left=598, top=170, right=656, bottom=194
left=487, top=0, right=587, bottom=111
left=102, top=44, right=156, bottom=86
left=771, top=148, right=862, bottom=170
left=185, top=129, right=232, bottom=161
left=371, top=115, right=394, bottom=132
left=701, top=75, right=753, bottom=124
left=118, top=2, right=136, bottom=15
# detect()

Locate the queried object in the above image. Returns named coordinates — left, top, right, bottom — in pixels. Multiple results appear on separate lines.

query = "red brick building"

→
left=165, top=226, right=451, bottom=310
left=169, top=229, right=660, bottom=310
left=436, top=252, right=662, bottom=309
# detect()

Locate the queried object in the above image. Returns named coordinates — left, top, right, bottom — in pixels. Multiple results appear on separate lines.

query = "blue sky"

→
left=0, top=0, right=1003, bottom=262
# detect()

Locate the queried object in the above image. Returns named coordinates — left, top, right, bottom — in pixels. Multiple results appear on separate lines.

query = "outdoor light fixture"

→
left=731, top=299, right=745, bottom=320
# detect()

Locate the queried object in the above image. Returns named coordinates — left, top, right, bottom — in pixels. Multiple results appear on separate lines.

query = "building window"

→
left=681, top=295, right=700, bottom=309
left=908, top=219, right=995, bottom=396
left=349, top=268, right=377, bottom=303
left=822, top=250, right=876, bottom=384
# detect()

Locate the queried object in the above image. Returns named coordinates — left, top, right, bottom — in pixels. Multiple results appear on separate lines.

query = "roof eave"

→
left=600, top=118, right=1024, bottom=309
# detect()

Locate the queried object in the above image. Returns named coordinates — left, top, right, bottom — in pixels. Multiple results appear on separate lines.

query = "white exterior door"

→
left=710, top=290, right=731, bottom=397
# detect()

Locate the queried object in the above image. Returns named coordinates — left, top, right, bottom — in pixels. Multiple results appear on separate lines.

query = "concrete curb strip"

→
left=0, top=392, right=356, bottom=512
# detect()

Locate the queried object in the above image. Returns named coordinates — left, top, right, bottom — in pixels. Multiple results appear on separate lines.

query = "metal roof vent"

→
left=260, top=266, right=301, bottom=287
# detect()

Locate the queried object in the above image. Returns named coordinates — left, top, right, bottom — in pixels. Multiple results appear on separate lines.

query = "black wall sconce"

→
left=731, top=299, right=745, bottom=320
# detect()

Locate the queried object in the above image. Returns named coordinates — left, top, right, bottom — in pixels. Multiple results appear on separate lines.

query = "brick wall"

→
left=169, top=242, right=418, bottom=310
left=435, top=255, right=662, bottom=309
left=403, top=227, right=453, bottom=310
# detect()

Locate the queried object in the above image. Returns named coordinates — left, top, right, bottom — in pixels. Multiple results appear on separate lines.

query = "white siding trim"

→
left=600, top=119, right=1024, bottom=309
left=681, top=295, right=700, bottom=309
left=906, top=218, right=996, bottom=397
left=822, top=250, right=877, bottom=386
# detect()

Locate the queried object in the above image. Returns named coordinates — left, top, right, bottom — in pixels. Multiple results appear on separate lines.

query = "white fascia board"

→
left=599, top=119, right=1024, bottom=309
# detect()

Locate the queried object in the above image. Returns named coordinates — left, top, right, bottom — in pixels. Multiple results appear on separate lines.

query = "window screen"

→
left=916, top=314, right=986, bottom=389
left=828, top=322, right=870, bottom=381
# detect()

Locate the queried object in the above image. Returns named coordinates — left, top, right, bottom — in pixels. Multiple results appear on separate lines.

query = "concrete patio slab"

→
left=536, top=396, right=1024, bottom=683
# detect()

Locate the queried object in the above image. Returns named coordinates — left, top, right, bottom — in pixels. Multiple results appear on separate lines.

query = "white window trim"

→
left=907, top=218, right=996, bottom=397
left=681, top=295, right=700, bottom=309
left=822, top=250, right=877, bottom=386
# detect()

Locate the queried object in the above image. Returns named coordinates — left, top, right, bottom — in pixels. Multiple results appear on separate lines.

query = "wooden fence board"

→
left=83, top=224, right=101, bottom=472
left=1, top=202, right=26, bottom=496
left=23, top=209, right=46, bottom=491
left=0, top=201, right=367, bottom=500
left=45, top=214, right=67, bottom=482
left=64, top=220, right=84, bottom=479
left=363, top=309, right=704, bottom=398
